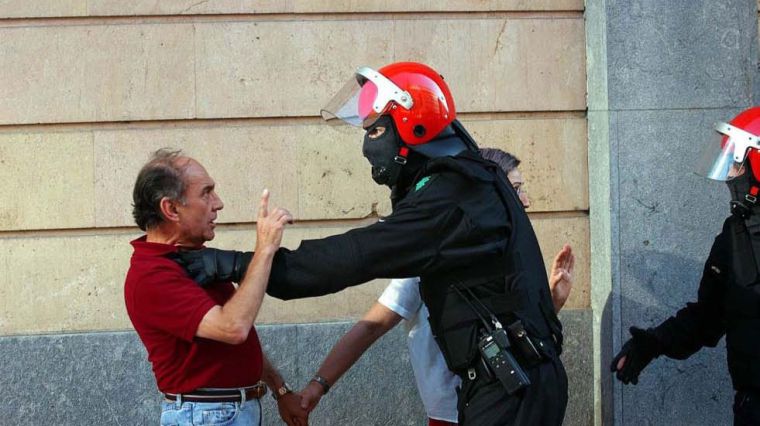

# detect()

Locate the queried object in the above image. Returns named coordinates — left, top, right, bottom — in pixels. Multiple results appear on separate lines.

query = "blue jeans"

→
left=160, top=398, right=261, bottom=426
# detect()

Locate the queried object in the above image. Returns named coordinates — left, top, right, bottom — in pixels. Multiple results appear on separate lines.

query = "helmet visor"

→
left=320, top=67, right=413, bottom=128
left=695, top=122, right=759, bottom=181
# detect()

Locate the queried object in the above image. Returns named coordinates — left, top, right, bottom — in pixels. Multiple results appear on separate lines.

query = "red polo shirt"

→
left=124, top=236, right=263, bottom=393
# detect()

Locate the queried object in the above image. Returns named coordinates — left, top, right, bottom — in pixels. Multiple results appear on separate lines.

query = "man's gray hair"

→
left=131, top=148, right=188, bottom=231
left=480, top=148, right=521, bottom=175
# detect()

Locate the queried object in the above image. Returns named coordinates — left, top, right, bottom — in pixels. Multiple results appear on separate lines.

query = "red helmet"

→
left=321, top=62, right=456, bottom=146
left=696, top=106, right=760, bottom=181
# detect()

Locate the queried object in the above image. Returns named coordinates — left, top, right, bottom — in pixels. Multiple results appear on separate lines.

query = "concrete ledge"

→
left=0, top=310, right=592, bottom=425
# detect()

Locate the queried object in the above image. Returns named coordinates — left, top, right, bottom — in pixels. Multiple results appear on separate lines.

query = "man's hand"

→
left=548, top=244, right=574, bottom=312
left=255, top=189, right=292, bottom=255
left=277, top=392, right=309, bottom=426
left=610, top=327, right=662, bottom=385
left=299, top=381, right=325, bottom=413
left=170, top=188, right=290, bottom=286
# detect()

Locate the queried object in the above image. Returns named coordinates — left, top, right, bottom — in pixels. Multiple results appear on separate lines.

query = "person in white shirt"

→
left=298, top=148, right=575, bottom=426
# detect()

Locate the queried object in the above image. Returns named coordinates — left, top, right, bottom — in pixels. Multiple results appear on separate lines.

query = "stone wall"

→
left=0, top=2, right=591, bottom=424
left=588, top=0, right=760, bottom=424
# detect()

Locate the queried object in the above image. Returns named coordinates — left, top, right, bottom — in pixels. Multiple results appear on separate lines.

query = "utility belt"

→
left=451, top=285, right=550, bottom=395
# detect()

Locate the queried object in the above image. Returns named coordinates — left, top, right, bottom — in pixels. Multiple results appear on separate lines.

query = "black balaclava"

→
left=362, top=115, right=409, bottom=187
left=728, top=161, right=760, bottom=219
left=362, top=115, right=472, bottom=192
left=726, top=161, right=760, bottom=285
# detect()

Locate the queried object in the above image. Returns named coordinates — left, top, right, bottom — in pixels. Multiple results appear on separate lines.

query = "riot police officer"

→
left=174, top=62, right=567, bottom=425
left=611, top=107, right=760, bottom=425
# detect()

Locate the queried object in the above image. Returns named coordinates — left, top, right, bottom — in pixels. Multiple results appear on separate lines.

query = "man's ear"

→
left=159, top=197, right=180, bottom=223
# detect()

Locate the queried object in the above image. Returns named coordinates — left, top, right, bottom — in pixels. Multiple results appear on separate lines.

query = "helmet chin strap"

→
left=730, top=176, right=760, bottom=219
left=394, top=146, right=409, bottom=166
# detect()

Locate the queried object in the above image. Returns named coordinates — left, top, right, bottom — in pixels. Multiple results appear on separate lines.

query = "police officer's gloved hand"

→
left=610, top=326, right=662, bottom=385
left=169, top=248, right=253, bottom=287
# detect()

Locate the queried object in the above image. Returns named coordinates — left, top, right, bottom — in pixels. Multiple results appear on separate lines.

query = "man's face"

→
left=507, top=168, right=530, bottom=208
left=174, top=158, right=224, bottom=247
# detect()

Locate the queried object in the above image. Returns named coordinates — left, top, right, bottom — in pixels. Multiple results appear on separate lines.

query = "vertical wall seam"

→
left=192, top=22, right=198, bottom=119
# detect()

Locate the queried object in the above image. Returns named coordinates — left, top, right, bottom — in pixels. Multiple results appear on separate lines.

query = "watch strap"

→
left=310, top=375, right=331, bottom=394
left=271, top=382, right=292, bottom=401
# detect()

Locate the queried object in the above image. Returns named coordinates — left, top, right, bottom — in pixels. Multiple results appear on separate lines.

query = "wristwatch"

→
left=272, top=382, right=292, bottom=401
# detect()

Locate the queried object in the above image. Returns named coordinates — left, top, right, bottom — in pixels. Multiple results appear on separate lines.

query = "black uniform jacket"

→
left=652, top=215, right=760, bottom=390
left=266, top=152, right=511, bottom=300
left=266, top=151, right=562, bottom=373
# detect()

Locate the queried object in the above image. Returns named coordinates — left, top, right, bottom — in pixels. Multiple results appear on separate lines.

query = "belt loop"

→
left=176, top=393, right=183, bottom=408
left=239, top=389, right=245, bottom=405
left=467, top=368, right=477, bottom=380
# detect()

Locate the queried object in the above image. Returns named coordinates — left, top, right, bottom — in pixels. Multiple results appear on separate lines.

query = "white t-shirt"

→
left=378, top=277, right=461, bottom=423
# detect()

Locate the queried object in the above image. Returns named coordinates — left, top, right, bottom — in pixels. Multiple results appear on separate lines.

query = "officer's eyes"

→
left=367, top=126, right=387, bottom=140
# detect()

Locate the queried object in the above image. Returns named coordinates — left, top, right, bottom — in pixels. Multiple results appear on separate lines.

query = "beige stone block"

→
left=0, top=224, right=380, bottom=334
left=394, top=19, right=586, bottom=113
left=203, top=214, right=589, bottom=323
left=0, top=132, right=95, bottom=231
left=531, top=214, right=590, bottom=310
left=0, top=232, right=138, bottom=335
left=1, top=0, right=582, bottom=17
left=193, top=20, right=391, bottom=119
left=464, top=116, right=589, bottom=211
left=0, top=113, right=583, bottom=231
left=0, top=0, right=85, bottom=18
left=93, top=123, right=389, bottom=228
left=0, top=17, right=582, bottom=125
left=94, top=117, right=581, bottom=229
left=273, top=0, right=585, bottom=12
left=0, top=24, right=195, bottom=125
left=295, top=125, right=392, bottom=220
left=0, top=212, right=587, bottom=334
left=89, top=0, right=584, bottom=16
left=94, top=126, right=300, bottom=228
left=195, top=17, right=585, bottom=118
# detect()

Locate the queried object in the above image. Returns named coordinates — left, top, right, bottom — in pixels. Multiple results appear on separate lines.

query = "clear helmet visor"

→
left=695, top=122, right=759, bottom=181
left=320, top=66, right=413, bottom=128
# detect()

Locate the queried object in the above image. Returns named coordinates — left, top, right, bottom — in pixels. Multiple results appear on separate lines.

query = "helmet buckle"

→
left=746, top=194, right=757, bottom=204
left=393, top=155, right=408, bottom=165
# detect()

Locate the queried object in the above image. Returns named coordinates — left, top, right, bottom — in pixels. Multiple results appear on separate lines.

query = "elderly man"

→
left=124, top=149, right=305, bottom=426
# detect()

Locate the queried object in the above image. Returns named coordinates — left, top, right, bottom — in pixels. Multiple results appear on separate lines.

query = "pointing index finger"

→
left=259, top=189, right=270, bottom=218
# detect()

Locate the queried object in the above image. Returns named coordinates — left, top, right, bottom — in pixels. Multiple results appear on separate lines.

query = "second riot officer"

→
left=611, top=106, right=760, bottom=426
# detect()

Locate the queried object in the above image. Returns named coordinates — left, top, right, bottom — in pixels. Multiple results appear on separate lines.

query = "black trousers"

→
left=734, top=389, right=760, bottom=426
left=457, top=357, right=568, bottom=426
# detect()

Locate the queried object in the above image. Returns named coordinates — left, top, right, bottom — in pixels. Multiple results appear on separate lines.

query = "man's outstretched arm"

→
left=298, top=302, right=403, bottom=413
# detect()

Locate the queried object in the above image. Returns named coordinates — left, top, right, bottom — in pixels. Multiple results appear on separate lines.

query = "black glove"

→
left=610, top=326, right=662, bottom=385
left=168, top=248, right=253, bottom=287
